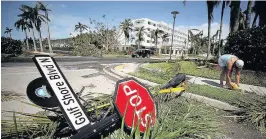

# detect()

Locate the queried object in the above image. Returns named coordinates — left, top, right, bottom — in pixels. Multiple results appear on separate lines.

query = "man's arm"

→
left=226, top=62, right=233, bottom=88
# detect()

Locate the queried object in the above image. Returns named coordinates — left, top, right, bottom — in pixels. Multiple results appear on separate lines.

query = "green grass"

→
left=106, top=97, right=222, bottom=139
left=130, top=69, right=266, bottom=134
left=143, top=61, right=266, bottom=87
left=129, top=68, right=261, bottom=107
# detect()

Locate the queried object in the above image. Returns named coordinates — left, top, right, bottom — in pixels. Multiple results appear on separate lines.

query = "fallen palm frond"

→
left=1, top=92, right=115, bottom=138
left=234, top=96, right=266, bottom=134
left=105, top=93, right=222, bottom=139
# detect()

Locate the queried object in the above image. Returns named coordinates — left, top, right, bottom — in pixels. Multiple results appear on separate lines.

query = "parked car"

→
left=131, top=49, right=153, bottom=58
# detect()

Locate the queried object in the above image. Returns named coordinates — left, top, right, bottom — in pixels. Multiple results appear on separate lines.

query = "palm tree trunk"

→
left=31, top=28, right=37, bottom=51
left=24, top=31, right=29, bottom=50
left=46, top=22, right=53, bottom=53
left=245, top=0, right=252, bottom=28
left=155, top=36, right=158, bottom=48
left=252, top=14, right=258, bottom=28
left=230, top=1, right=241, bottom=33
left=218, top=1, right=225, bottom=57
left=257, top=1, right=266, bottom=27
left=138, top=40, right=140, bottom=49
left=9, top=33, right=12, bottom=38
left=207, top=18, right=211, bottom=60
left=212, top=43, right=215, bottom=56
left=125, top=35, right=127, bottom=45
left=164, top=43, right=167, bottom=54
left=38, top=30, right=43, bottom=52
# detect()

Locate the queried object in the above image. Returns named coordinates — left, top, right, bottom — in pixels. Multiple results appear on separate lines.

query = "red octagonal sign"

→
left=113, top=78, right=157, bottom=133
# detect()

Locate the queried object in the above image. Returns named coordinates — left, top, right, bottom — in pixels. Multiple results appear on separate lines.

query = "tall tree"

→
left=252, top=1, right=266, bottom=27
left=218, top=1, right=230, bottom=57
left=35, top=13, right=46, bottom=52
left=120, top=19, right=133, bottom=45
left=75, top=22, right=89, bottom=35
left=161, top=33, right=169, bottom=54
left=229, top=1, right=241, bottom=33
left=151, top=28, right=164, bottom=49
left=14, top=18, right=31, bottom=50
left=206, top=1, right=220, bottom=60
left=244, top=0, right=252, bottom=29
left=4, top=27, right=12, bottom=38
left=37, top=1, right=53, bottom=53
left=211, top=30, right=220, bottom=55
left=238, top=9, right=246, bottom=30
left=19, top=4, right=43, bottom=52
left=135, top=26, right=146, bottom=49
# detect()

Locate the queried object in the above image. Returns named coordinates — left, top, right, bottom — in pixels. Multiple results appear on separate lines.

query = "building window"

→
left=147, top=28, right=150, bottom=31
left=147, top=40, right=150, bottom=43
left=148, top=21, right=151, bottom=25
left=153, top=24, right=156, bottom=27
left=147, top=34, right=151, bottom=37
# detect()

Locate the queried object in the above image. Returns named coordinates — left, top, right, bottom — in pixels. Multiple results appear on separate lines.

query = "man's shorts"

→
left=218, top=57, right=227, bottom=71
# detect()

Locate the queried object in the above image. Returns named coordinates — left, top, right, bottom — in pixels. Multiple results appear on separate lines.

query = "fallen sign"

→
left=27, top=55, right=158, bottom=139
left=114, top=78, right=157, bottom=133
left=32, top=55, right=90, bottom=130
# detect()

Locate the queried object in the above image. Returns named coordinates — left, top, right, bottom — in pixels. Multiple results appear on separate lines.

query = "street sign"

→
left=113, top=78, right=157, bottom=133
left=32, top=55, right=90, bottom=130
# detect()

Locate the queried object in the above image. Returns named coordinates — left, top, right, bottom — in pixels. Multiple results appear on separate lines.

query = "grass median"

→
left=129, top=67, right=266, bottom=134
left=143, top=61, right=266, bottom=87
left=129, top=67, right=260, bottom=107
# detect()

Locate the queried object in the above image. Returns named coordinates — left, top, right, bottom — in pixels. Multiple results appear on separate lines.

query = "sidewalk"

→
left=114, top=63, right=266, bottom=96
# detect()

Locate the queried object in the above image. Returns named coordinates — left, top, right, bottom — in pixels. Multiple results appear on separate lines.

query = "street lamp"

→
left=170, top=11, right=179, bottom=60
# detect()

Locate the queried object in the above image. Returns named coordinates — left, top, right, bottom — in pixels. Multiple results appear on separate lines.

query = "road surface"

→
left=1, top=59, right=133, bottom=119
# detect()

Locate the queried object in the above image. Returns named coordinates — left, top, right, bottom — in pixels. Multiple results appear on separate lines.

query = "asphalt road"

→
left=1, top=60, right=124, bottom=118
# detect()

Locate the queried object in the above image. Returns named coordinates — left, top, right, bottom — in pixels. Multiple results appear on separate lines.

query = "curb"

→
left=110, top=65, right=159, bottom=87
left=103, top=66, right=123, bottom=80
left=106, top=64, right=241, bottom=112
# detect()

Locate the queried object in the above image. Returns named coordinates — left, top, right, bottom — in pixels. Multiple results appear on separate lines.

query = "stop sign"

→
left=113, top=78, right=157, bottom=133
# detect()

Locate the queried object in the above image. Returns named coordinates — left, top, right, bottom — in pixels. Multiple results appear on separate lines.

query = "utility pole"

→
left=170, top=11, right=179, bottom=60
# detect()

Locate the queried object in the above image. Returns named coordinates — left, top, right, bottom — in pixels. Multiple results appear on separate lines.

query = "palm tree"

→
left=244, top=0, right=252, bottom=29
left=161, top=33, right=169, bottom=54
left=4, top=27, right=12, bottom=38
left=217, top=1, right=230, bottom=57
left=120, top=19, right=133, bottom=45
left=188, top=29, right=203, bottom=55
left=37, top=1, right=53, bottom=53
left=252, top=1, right=266, bottom=27
left=238, top=9, right=246, bottom=30
left=206, top=1, right=220, bottom=60
left=19, top=4, right=42, bottom=52
left=135, top=26, right=146, bottom=49
left=75, top=22, right=89, bottom=35
left=36, top=14, right=46, bottom=52
left=211, top=30, right=220, bottom=55
left=229, top=1, right=241, bottom=33
left=14, top=18, right=31, bottom=50
left=151, top=28, right=164, bottom=49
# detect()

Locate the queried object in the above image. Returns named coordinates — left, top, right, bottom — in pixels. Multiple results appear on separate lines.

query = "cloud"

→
left=60, top=4, right=66, bottom=8
left=37, top=13, right=229, bottom=41
left=39, top=13, right=91, bottom=39
left=176, top=22, right=229, bottom=39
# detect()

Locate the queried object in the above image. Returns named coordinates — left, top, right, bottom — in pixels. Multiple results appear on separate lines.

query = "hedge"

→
left=224, top=26, right=266, bottom=72
left=1, top=37, right=23, bottom=55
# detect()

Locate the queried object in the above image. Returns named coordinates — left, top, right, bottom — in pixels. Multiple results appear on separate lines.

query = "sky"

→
left=1, top=1, right=252, bottom=40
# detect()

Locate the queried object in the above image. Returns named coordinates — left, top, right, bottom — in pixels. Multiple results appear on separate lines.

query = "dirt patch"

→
left=219, top=111, right=265, bottom=139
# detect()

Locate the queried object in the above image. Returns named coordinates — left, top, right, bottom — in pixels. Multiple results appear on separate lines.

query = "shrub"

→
left=224, top=26, right=266, bottom=72
left=1, top=37, right=23, bottom=55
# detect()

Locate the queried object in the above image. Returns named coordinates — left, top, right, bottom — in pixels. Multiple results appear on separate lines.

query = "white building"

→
left=119, top=18, right=190, bottom=56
